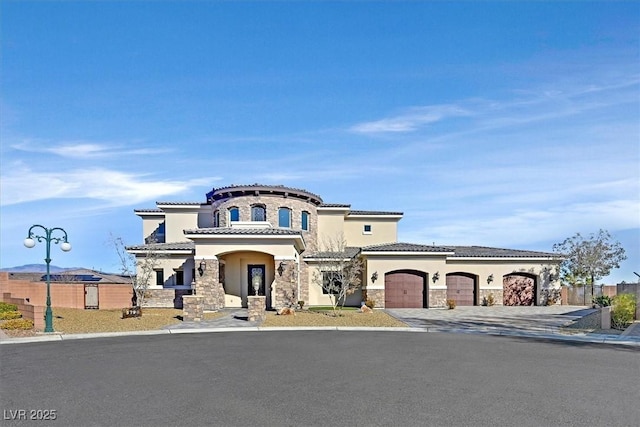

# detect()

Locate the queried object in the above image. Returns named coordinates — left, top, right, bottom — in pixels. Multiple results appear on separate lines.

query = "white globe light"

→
left=24, top=238, right=36, bottom=248
left=60, top=242, right=72, bottom=252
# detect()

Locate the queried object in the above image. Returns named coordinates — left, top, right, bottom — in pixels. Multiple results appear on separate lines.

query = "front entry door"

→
left=248, top=265, right=266, bottom=297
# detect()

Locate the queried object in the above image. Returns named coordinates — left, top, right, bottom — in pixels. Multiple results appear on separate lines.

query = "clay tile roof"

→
left=348, top=210, right=403, bottom=216
left=449, top=246, right=556, bottom=258
left=184, top=227, right=303, bottom=236
left=155, top=201, right=205, bottom=206
left=304, top=247, right=362, bottom=259
left=134, top=209, right=163, bottom=213
left=125, top=242, right=195, bottom=251
left=362, top=242, right=455, bottom=252
left=207, top=184, right=323, bottom=205
left=319, top=203, right=351, bottom=208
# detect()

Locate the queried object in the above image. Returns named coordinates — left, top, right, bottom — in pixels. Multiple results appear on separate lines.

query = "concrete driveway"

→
left=386, top=305, right=594, bottom=335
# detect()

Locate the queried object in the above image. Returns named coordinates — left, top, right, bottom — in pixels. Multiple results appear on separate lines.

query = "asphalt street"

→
left=1, top=331, right=639, bottom=427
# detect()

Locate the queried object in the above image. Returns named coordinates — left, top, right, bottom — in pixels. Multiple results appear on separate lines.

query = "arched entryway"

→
left=446, top=273, right=478, bottom=306
left=384, top=270, right=427, bottom=308
left=503, top=273, right=537, bottom=306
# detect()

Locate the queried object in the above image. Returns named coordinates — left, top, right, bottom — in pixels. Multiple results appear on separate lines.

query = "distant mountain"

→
left=0, top=264, right=79, bottom=273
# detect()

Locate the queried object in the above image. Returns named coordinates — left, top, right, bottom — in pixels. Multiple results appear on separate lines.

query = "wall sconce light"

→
left=487, top=274, right=494, bottom=284
left=198, top=259, right=207, bottom=276
left=371, top=271, right=378, bottom=283
left=432, top=272, right=440, bottom=283
left=277, top=262, right=285, bottom=277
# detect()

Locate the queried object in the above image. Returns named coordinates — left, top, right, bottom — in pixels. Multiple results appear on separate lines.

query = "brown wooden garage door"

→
left=385, top=272, right=424, bottom=308
left=446, top=274, right=475, bottom=306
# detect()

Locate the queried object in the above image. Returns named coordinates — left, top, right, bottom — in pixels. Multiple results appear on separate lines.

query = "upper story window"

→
left=278, top=208, right=291, bottom=228
left=251, top=205, right=266, bottom=222
left=301, top=211, right=309, bottom=231
left=229, top=207, right=239, bottom=222
left=213, top=210, right=220, bottom=227
left=363, top=224, right=372, bottom=234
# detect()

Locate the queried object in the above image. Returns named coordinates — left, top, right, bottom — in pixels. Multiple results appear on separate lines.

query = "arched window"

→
left=229, top=207, right=239, bottom=222
left=251, top=205, right=266, bottom=222
left=301, top=211, right=309, bottom=231
left=213, top=210, right=220, bottom=227
left=278, top=207, right=291, bottom=228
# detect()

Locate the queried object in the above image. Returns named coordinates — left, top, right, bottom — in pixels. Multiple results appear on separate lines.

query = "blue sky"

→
left=1, top=1, right=638, bottom=284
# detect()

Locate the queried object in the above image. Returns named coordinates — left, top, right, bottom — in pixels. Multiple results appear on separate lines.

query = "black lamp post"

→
left=23, top=225, right=71, bottom=333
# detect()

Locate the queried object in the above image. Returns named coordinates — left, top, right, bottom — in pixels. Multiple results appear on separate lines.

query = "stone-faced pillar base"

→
left=248, top=296, right=266, bottom=322
left=273, top=260, right=297, bottom=309
left=363, top=289, right=385, bottom=308
left=182, top=295, right=205, bottom=322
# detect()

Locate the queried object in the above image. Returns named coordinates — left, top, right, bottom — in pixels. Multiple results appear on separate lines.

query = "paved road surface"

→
left=1, top=331, right=638, bottom=426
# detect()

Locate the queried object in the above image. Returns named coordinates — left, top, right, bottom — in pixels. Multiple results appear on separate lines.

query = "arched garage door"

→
left=385, top=271, right=426, bottom=308
left=446, top=273, right=476, bottom=306
left=503, top=274, right=536, bottom=306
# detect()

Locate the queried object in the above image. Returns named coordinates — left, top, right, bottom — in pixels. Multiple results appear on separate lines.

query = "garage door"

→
left=385, top=272, right=424, bottom=308
left=446, top=274, right=475, bottom=306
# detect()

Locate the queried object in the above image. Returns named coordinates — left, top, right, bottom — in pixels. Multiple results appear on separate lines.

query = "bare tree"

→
left=553, top=229, right=627, bottom=287
left=110, top=234, right=165, bottom=312
left=311, top=234, right=363, bottom=316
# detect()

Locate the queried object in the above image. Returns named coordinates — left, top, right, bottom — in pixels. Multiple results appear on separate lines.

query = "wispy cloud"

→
left=10, top=141, right=174, bottom=159
left=0, top=165, right=214, bottom=207
left=349, top=105, right=472, bottom=134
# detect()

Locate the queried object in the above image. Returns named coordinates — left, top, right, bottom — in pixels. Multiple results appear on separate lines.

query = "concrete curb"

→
left=1, top=326, right=639, bottom=346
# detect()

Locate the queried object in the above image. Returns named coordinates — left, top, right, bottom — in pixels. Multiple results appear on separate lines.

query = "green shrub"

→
left=446, top=299, right=456, bottom=309
left=592, top=295, right=613, bottom=307
left=1, top=318, right=34, bottom=330
left=611, top=293, right=637, bottom=330
left=0, top=310, right=23, bottom=320
left=0, top=302, right=18, bottom=313
left=297, top=300, right=305, bottom=309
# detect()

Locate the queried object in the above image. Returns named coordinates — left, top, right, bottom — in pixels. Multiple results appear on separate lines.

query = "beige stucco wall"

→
left=138, top=214, right=164, bottom=243
left=304, top=263, right=363, bottom=307
left=363, top=255, right=560, bottom=305
left=217, top=251, right=275, bottom=308
left=194, top=239, right=300, bottom=259
left=343, top=217, right=399, bottom=247
left=164, top=208, right=211, bottom=243
left=141, top=255, right=195, bottom=289
left=316, top=210, right=347, bottom=248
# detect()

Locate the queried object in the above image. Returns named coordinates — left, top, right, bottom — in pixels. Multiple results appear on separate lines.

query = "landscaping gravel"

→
left=262, top=309, right=408, bottom=327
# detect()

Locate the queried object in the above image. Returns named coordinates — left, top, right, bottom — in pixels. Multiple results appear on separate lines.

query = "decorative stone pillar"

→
left=247, top=296, right=266, bottom=322
left=195, top=258, right=225, bottom=310
left=182, top=295, right=204, bottom=322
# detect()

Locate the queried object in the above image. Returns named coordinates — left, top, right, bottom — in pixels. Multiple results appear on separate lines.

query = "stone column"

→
left=273, top=260, right=297, bottom=309
left=247, top=296, right=266, bottom=322
left=195, top=258, right=225, bottom=310
left=182, top=295, right=204, bottom=322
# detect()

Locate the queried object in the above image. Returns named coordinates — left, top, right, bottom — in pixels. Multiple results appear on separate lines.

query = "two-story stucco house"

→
left=127, top=184, right=560, bottom=310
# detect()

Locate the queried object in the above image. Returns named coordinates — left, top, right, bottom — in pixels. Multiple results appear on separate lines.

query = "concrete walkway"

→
left=2, top=306, right=640, bottom=346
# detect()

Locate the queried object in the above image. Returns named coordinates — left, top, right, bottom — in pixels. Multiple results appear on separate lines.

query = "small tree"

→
left=110, top=235, right=165, bottom=312
left=553, top=229, right=627, bottom=288
left=312, top=234, right=363, bottom=316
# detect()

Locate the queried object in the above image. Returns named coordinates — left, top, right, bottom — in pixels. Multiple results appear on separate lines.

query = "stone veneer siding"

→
left=248, top=296, right=266, bottom=322
left=195, top=259, right=225, bottom=310
left=363, top=289, right=385, bottom=308
left=429, top=289, right=447, bottom=308
left=210, top=194, right=319, bottom=308
left=272, top=260, right=298, bottom=309
left=479, top=289, right=504, bottom=306
left=143, top=289, right=176, bottom=308
left=182, top=295, right=204, bottom=322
